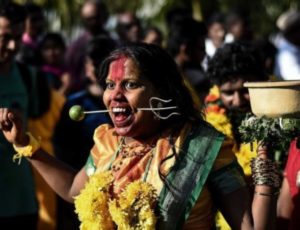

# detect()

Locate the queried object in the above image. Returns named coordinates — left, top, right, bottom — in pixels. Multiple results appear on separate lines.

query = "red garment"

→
left=41, top=65, right=65, bottom=77
left=285, top=139, right=300, bottom=229
left=285, top=140, right=300, bottom=198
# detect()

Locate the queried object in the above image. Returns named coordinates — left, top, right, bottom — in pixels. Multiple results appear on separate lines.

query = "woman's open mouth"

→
left=111, top=107, right=134, bottom=127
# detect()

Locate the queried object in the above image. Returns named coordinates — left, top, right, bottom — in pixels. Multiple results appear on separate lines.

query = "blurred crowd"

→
left=0, top=0, right=300, bottom=229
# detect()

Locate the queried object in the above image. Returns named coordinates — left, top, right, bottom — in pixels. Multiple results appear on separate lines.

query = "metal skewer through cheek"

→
left=82, top=97, right=181, bottom=120
left=138, top=97, right=181, bottom=120
left=83, top=110, right=110, bottom=114
left=83, top=107, right=178, bottom=113
left=84, top=106, right=179, bottom=115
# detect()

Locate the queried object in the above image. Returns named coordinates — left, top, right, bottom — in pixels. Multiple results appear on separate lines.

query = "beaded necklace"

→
left=108, top=136, right=157, bottom=182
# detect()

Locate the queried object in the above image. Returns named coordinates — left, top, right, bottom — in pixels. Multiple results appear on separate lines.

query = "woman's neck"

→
left=124, top=134, right=158, bottom=146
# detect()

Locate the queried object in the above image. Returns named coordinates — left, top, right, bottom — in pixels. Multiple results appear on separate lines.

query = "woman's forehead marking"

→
left=109, top=56, right=128, bottom=81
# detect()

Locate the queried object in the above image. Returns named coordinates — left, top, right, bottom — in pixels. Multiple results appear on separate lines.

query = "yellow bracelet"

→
left=13, top=132, right=41, bottom=164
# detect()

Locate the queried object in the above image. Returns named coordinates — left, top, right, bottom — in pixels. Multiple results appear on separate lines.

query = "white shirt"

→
left=274, top=37, right=300, bottom=80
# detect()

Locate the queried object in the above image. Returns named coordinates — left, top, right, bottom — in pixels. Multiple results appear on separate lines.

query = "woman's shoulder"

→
left=93, top=124, right=119, bottom=149
left=94, top=124, right=114, bottom=138
left=90, top=124, right=119, bottom=170
left=93, top=124, right=120, bottom=149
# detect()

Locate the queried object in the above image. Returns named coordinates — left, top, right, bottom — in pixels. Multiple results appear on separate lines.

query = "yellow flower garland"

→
left=74, top=171, right=114, bottom=230
left=74, top=171, right=158, bottom=230
left=205, top=112, right=233, bottom=139
left=109, top=181, right=157, bottom=230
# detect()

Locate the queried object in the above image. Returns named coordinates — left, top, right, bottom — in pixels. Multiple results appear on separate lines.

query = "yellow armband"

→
left=13, top=132, right=41, bottom=164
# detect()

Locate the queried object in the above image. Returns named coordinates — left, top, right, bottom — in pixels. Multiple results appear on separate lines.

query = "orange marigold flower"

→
left=205, top=94, right=219, bottom=103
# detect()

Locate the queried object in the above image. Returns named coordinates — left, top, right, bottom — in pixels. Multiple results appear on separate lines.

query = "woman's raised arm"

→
left=0, top=108, right=88, bottom=202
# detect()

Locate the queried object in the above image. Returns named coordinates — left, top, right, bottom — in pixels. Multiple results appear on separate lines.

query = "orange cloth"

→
left=90, top=123, right=236, bottom=229
left=28, top=90, right=65, bottom=230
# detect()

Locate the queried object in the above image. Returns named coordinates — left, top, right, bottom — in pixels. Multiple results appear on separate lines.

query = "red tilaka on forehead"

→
left=109, top=56, right=128, bottom=81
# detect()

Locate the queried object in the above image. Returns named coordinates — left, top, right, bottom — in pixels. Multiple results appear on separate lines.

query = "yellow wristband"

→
left=13, top=132, right=41, bottom=163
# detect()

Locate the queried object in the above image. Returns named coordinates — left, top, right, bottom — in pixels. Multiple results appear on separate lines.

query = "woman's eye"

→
left=124, top=82, right=139, bottom=89
left=105, top=82, right=115, bottom=89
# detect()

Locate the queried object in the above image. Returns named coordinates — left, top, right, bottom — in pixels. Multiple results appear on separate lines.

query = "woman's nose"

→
left=110, top=85, right=124, bottom=100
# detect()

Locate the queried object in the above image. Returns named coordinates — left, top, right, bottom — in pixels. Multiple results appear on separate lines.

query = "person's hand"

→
left=0, top=108, right=28, bottom=146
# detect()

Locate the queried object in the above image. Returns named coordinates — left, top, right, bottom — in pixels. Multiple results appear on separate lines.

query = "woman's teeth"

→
left=112, top=107, right=127, bottom=113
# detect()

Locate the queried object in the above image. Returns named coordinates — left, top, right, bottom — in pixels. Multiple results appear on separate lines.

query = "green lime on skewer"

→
left=69, top=105, right=85, bottom=121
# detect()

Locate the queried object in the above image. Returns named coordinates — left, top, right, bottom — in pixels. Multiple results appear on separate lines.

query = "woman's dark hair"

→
left=206, top=42, right=268, bottom=86
left=99, top=43, right=202, bottom=126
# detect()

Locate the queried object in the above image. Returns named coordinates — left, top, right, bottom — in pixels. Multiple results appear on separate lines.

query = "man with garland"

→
left=205, top=41, right=270, bottom=229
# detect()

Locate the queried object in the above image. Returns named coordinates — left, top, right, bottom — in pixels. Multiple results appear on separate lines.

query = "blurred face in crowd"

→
left=81, top=2, right=105, bottom=35
left=143, top=29, right=163, bottom=46
left=219, top=77, right=250, bottom=112
left=229, top=20, right=246, bottom=40
left=25, top=11, right=45, bottom=38
left=103, top=56, right=160, bottom=138
left=208, top=22, right=225, bottom=48
left=0, top=17, right=23, bottom=64
left=41, top=39, right=65, bottom=66
left=117, top=13, right=142, bottom=43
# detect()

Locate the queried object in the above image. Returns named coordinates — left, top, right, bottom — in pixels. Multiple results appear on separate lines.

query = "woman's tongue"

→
left=114, top=112, right=129, bottom=122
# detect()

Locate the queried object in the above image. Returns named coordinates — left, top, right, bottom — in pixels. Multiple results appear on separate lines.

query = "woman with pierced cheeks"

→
left=0, top=43, right=279, bottom=229
left=103, top=56, right=161, bottom=140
